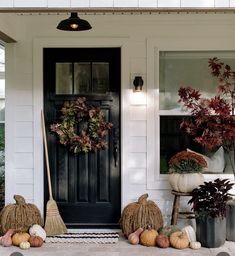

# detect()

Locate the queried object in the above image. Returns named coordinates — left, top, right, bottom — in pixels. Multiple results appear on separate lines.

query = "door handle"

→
left=113, top=127, right=119, bottom=167
left=114, top=144, right=118, bottom=167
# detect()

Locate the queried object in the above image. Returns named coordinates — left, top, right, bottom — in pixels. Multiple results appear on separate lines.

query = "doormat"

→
left=45, top=232, right=119, bottom=244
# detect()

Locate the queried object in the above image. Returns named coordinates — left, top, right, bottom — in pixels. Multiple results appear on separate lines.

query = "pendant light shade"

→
left=57, top=12, right=92, bottom=31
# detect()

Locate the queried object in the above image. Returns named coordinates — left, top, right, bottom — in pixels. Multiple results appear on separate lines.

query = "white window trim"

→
left=146, top=37, right=235, bottom=190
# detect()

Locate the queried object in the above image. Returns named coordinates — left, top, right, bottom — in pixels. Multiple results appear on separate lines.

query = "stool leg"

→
left=171, top=195, right=180, bottom=225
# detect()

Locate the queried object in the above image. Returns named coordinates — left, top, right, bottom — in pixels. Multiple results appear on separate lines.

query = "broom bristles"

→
left=44, top=199, right=67, bottom=236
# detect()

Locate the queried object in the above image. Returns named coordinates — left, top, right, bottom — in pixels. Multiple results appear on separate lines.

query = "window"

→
left=56, top=62, right=109, bottom=95
left=159, top=51, right=235, bottom=174
left=0, top=44, right=5, bottom=208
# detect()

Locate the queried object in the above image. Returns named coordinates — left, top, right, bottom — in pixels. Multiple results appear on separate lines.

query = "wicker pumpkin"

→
left=12, top=232, right=30, bottom=246
left=120, top=194, right=163, bottom=237
left=170, top=231, right=189, bottom=249
left=0, top=195, right=42, bottom=234
left=156, top=234, right=170, bottom=248
left=140, top=226, right=158, bottom=247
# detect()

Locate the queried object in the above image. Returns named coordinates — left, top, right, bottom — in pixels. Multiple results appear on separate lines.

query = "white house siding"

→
left=3, top=13, right=235, bottom=225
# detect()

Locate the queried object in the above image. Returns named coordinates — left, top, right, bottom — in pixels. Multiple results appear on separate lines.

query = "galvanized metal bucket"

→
left=196, top=217, right=226, bottom=248
left=226, top=201, right=235, bottom=241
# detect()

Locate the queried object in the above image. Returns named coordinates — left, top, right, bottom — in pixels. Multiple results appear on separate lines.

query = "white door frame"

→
left=33, top=37, right=130, bottom=215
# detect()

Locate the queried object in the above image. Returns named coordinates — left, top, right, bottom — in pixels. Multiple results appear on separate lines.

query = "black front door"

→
left=43, top=48, right=121, bottom=227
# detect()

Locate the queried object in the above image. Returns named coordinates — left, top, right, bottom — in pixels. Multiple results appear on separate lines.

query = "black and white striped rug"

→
left=45, top=232, right=119, bottom=244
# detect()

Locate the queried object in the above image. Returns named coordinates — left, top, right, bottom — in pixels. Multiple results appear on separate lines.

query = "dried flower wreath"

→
left=50, top=97, right=113, bottom=153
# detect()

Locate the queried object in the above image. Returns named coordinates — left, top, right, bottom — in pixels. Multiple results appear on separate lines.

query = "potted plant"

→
left=188, top=178, right=233, bottom=248
left=168, top=151, right=207, bottom=193
left=178, top=57, right=235, bottom=241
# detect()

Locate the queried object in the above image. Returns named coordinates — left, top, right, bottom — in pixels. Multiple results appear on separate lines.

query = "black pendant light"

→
left=57, top=12, right=92, bottom=31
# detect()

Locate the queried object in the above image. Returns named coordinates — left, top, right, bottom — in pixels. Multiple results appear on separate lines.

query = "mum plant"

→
left=178, top=57, right=235, bottom=176
left=168, top=151, right=207, bottom=193
left=169, top=151, right=207, bottom=174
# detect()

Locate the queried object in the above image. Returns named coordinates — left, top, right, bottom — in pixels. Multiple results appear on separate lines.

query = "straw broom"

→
left=41, top=110, right=67, bottom=236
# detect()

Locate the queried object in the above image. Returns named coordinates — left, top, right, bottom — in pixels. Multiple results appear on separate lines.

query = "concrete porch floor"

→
left=0, top=233, right=235, bottom=256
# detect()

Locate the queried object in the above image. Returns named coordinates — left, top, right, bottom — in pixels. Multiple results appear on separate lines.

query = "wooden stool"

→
left=171, top=190, right=195, bottom=225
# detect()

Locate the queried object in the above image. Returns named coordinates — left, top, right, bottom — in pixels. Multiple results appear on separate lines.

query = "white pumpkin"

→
left=29, top=224, right=46, bottom=241
left=19, top=241, right=30, bottom=250
left=168, top=173, right=204, bottom=193
left=190, top=241, right=201, bottom=249
left=182, top=225, right=196, bottom=242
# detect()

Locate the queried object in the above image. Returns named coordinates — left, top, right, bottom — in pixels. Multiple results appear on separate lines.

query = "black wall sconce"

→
left=57, top=12, right=92, bottom=31
left=133, top=76, right=144, bottom=92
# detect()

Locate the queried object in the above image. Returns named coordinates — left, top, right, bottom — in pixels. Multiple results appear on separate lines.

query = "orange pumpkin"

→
left=140, top=227, right=158, bottom=247
left=12, top=232, right=30, bottom=246
left=28, top=236, right=44, bottom=247
left=170, top=231, right=189, bottom=249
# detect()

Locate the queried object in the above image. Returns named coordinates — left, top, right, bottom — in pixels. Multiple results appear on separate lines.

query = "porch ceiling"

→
left=1, top=7, right=235, bottom=14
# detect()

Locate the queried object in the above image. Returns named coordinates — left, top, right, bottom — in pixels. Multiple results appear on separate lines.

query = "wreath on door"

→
left=50, top=97, right=113, bottom=154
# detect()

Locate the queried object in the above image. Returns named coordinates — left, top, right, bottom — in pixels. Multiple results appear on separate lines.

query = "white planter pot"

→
left=168, top=173, right=204, bottom=193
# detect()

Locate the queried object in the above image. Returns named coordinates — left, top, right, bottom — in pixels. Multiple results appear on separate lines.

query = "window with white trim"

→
left=159, top=51, right=235, bottom=175
left=0, top=44, right=5, bottom=207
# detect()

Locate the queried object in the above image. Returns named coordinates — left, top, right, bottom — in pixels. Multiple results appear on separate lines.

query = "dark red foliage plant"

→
left=178, top=57, right=235, bottom=177
left=188, top=178, right=234, bottom=218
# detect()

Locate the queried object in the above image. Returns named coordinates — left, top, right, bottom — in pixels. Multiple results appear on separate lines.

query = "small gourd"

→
left=158, top=225, right=181, bottom=237
left=170, top=231, right=189, bottom=249
left=156, top=234, right=170, bottom=248
left=12, top=232, right=30, bottom=246
left=28, top=236, right=44, bottom=247
left=19, top=241, right=30, bottom=250
left=29, top=224, right=46, bottom=241
left=128, top=227, right=143, bottom=245
left=0, top=229, right=14, bottom=247
left=190, top=241, right=201, bottom=250
left=140, top=226, right=158, bottom=247
left=182, top=225, right=196, bottom=242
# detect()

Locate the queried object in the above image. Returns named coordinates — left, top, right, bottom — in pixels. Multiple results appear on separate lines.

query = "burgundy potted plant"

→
left=178, top=57, right=235, bottom=241
left=188, top=178, right=233, bottom=248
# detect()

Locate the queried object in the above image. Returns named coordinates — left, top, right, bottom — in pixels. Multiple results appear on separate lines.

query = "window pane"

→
left=160, top=116, right=203, bottom=174
left=0, top=46, right=5, bottom=73
left=0, top=78, right=5, bottom=98
left=74, top=63, right=91, bottom=94
left=159, top=51, right=235, bottom=110
left=56, top=63, right=73, bottom=95
left=92, top=63, right=109, bottom=93
left=0, top=99, right=5, bottom=122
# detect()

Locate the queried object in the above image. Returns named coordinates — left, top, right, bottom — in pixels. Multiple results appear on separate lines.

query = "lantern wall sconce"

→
left=133, top=76, right=144, bottom=92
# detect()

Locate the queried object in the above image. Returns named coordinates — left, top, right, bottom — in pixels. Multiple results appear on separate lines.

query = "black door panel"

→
left=43, top=48, right=121, bottom=228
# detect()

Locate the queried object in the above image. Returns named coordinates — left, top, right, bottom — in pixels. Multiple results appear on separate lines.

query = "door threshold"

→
left=67, top=228, right=121, bottom=232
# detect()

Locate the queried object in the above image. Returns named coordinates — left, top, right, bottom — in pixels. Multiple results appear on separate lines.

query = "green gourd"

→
left=158, top=225, right=181, bottom=237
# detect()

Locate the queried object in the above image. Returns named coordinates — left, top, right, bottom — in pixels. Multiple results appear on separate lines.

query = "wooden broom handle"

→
left=41, top=110, right=53, bottom=199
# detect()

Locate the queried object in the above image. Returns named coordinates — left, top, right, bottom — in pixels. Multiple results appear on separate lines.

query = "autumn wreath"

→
left=50, top=97, right=113, bottom=153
